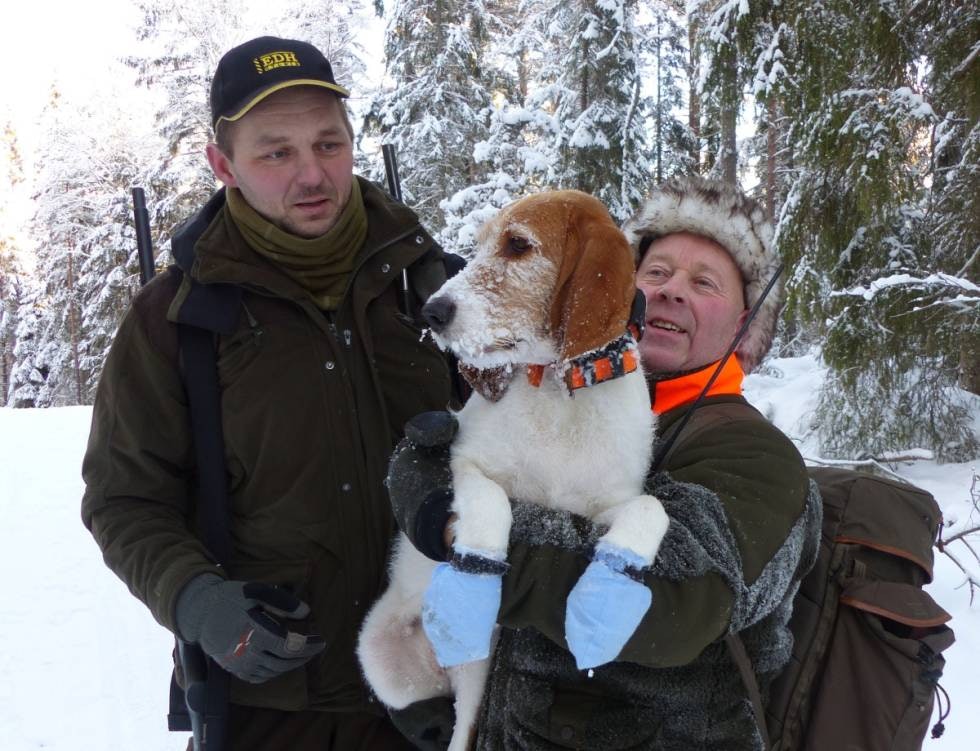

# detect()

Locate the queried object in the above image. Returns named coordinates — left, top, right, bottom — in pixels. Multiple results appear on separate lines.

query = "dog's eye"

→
left=508, top=236, right=532, bottom=254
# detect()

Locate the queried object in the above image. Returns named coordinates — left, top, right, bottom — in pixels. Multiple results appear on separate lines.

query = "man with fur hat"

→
left=81, top=36, right=456, bottom=750
left=387, top=175, right=821, bottom=749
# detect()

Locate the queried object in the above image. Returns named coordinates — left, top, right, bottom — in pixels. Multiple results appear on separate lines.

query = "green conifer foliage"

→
left=776, top=0, right=979, bottom=461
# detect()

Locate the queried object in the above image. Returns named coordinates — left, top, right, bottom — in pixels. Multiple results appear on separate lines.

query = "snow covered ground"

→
left=1, top=353, right=977, bottom=749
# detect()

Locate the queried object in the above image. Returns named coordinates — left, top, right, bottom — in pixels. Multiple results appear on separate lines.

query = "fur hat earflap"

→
left=622, top=174, right=782, bottom=372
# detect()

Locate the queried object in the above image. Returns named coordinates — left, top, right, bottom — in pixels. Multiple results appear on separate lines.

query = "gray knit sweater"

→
left=476, top=473, right=822, bottom=750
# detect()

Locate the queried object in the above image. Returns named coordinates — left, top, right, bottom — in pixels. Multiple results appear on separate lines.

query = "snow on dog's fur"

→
left=358, top=190, right=669, bottom=750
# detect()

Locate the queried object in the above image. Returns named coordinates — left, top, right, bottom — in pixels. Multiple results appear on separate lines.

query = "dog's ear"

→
left=549, top=195, right=636, bottom=363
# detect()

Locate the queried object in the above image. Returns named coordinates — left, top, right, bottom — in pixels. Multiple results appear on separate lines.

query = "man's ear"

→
left=205, top=142, right=238, bottom=187
left=736, top=307, right=750, bottom=332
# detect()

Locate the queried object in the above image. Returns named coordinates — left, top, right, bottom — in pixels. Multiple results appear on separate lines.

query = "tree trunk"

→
left=688, top=13, right=701, bottom=170
left=767, top=98, right=778, bottom=221
left=656, top=16, right=663, bottom=182
left=960, top=334, right=980, bottom=396
left=719, top=44, right=738, bottom=186
left=66, top=244, right=82, bottom=405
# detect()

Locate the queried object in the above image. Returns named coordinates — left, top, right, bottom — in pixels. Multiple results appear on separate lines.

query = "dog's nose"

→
left=422, top=296, right=456, bottom=332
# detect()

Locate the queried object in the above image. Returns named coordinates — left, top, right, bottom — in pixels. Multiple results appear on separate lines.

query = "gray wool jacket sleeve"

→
left=497, top=398, right=815, bottom=669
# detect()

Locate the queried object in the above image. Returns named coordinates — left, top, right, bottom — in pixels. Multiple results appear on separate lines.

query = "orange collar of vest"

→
left=650, top=357, right=745, bottom=415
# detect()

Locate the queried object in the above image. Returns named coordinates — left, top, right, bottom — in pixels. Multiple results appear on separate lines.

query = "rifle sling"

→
left=178, top=321, right=232, bottom=751
left=725, top=633, right=771, bottom=749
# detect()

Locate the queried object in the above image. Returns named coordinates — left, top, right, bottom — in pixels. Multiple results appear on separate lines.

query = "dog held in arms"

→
left=358, top=190, right=669, bottom=750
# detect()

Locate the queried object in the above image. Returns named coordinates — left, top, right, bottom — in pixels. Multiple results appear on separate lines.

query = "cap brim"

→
left=216, top=79, right=351, bottom=126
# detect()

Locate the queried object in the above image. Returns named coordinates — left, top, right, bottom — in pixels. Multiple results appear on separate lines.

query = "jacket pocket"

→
left=802, top=580, right=954, bottom=751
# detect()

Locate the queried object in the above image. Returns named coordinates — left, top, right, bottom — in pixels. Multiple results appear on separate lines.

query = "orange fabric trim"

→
left=526, top=364, right=545, bottom=387
left=651, top=357, right=745, bottom=415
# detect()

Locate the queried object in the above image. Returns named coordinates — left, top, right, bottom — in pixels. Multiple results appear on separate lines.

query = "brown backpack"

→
left=731, top=467, right=956, bottom=750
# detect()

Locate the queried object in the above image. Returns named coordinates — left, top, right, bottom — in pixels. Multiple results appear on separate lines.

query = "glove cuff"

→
left=593, top=543, right=646, bottom=582
left=174, top=572, right=224, bottom=642
left=449, top=546, right=510, bottom=576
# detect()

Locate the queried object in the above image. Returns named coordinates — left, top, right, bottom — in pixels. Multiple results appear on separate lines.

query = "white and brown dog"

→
left=358, top=190, right=669, bottom=750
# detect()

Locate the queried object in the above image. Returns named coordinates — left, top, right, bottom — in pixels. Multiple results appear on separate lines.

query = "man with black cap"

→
left=81, top=36, right=454, bottom=750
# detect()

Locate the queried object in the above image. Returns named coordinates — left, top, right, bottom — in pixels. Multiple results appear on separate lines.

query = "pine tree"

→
left=646, top=2, right=695, bottom=182
left=0, top=119, right=25, bottom=406
left=437, top=0, right=535, bottom=253
left=367, top=0, right=497, bottom=236
left=29, top=87, right=156, bottom=405
left=773, top=0, right=978, bottom=461
left=522, top=0, right=652, bottom=220
left=918, top=0, right=980, bottom=397
left=7, top=286, right=43, bottom=409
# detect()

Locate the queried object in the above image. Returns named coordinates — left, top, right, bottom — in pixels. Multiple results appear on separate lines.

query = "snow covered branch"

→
left=831, top=272, right=980, bottom=305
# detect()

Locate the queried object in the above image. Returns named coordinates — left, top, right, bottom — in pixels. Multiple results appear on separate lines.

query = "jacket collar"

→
left=188, top=177, right=426, bottom=299
left=649, top=357, right=744, bottom=415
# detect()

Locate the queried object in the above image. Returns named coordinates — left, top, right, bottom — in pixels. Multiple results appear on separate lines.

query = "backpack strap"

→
left=725, top=633, right=771, bottom=749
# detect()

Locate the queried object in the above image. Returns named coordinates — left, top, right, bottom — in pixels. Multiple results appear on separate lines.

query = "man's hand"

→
left=175, top=573, right=325, bottom=683
left=387, top=411, right=458, bottom=561
left=564, top=543, right=652, bottom=670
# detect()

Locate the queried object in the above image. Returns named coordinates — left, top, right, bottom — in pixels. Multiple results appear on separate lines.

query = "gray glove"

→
left=175, top=573, right=325, bottom=683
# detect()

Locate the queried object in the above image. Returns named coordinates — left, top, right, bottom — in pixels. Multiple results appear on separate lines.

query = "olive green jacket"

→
left=477, top=394, right=820, bottom=749
left=81, top=178, right=455, bottom=713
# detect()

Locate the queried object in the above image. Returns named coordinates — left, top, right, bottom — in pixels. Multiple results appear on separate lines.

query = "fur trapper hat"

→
left=622, top=174, right=782, bottom=373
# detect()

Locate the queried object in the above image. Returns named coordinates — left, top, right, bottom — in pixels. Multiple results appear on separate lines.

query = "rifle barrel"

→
left=132, top=187, right=155, bottom=286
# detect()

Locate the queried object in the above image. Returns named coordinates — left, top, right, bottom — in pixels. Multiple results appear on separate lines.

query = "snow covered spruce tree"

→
left=367, top=0, right=498, bottom=238
left=775, top=0, right=979, bottom=461
left=7, top=287, right=43, bottom=409
left=28, top=88, right=158, bottom=405
left=436, top=0, right=540, bottom=253
left=646, top=2, right=696, bottom=183
left=0, top=119, right=25, bottom=406
left=0, top=243, right=21, bottom=407
left=692, top=0, right=744, bottom=184
left=520, top=0, right=652, bottom=221
left=918, top=0, right=980, bottom=399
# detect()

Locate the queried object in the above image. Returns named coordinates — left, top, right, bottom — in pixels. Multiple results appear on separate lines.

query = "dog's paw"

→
left=564, top=543, right=652, bottom=670
left=597, top=494, right=669, bottom=565
left=422, top=547, right=507, bottom=667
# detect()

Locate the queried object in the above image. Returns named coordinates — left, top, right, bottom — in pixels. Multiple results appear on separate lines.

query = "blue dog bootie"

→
left=565, top=543, right=652, bottom=670
left=422, top=546, right=508, bottom=667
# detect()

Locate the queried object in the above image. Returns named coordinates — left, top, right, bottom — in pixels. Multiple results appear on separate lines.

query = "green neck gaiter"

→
left=226, top=179, right=367, bottom=310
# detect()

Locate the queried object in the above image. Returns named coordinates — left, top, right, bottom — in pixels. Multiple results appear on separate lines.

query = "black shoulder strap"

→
left=167, top=190, right=236, bottom=751
left=177, top=322, right=231, bottom=751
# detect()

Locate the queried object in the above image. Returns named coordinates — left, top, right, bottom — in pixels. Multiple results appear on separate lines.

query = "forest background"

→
left=0, top=0, right=977, bottom=467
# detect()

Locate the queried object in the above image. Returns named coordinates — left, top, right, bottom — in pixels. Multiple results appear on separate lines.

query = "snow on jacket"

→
left=81, top=177, right=455, bottom=714
left=476, top=369, right=821, bottom=750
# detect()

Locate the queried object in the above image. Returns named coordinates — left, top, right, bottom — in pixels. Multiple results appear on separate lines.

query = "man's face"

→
left=635, top=232, right=748, bottom=374
left=206, top=87, right=354, bottom=239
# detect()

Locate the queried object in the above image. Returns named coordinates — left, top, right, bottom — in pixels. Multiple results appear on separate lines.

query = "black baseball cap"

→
left=210, top=36, right=350, bottom=129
